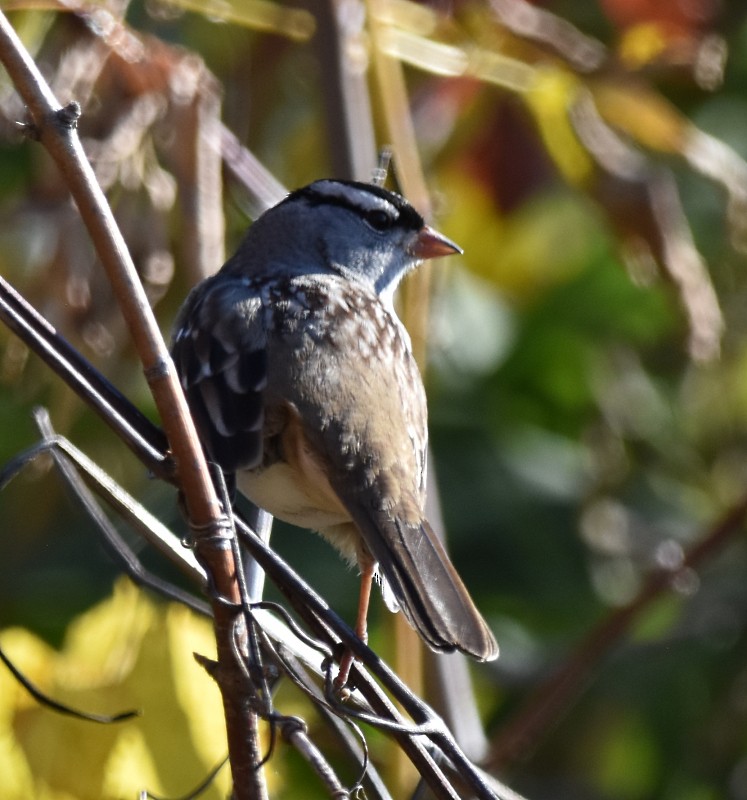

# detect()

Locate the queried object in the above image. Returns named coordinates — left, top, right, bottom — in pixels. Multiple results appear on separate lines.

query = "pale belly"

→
left=236, top=463, right=352, bottom=533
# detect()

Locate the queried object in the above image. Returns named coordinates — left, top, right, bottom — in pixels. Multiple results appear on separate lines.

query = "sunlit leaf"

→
left=0, top=581, right=233, bottom=799
left=166, top=0, right=315, bottom=41
left=525, top=67, right=595, bottom=185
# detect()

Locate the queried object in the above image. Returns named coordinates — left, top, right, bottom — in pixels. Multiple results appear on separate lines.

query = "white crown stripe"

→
left=312, top=180, right=398, bottom=215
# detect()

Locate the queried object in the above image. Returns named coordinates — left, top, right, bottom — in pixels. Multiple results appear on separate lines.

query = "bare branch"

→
left=308, top=0, right=378, bottom=181
left=281, top=716, right=350, bottom=799
left=0, top=275, right=170, bottom=477
left=0, top=12, right=262, bottom=796
left=489, top=490, right=747, bottom=769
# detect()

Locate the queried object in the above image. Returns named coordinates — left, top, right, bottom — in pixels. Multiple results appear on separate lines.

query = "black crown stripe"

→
left=283, top=180, right=425, bottom=233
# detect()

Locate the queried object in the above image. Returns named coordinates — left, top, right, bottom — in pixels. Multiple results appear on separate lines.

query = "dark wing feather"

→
left=171, top=276, right=267, bottom=473
left=352, top=510, right=498, bottom=661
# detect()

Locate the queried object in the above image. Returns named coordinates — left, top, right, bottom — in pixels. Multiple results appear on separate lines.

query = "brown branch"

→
left=0, top=12, right=264, bottom=798
left=488, top=489, right=747, bottom=770
left=307, top=0, right=378, bottom=181
left=281, top=718, right=350, bottom=798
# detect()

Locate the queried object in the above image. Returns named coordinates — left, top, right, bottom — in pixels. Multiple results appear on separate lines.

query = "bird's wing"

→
left=291, top=374, right=498, bottom=661
left=274, top=292, right=498, bottom=662
left=171, top=275, right=268, bottom=473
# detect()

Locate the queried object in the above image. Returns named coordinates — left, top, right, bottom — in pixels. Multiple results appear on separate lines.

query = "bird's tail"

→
left=369, top=518, right=499, bottom=662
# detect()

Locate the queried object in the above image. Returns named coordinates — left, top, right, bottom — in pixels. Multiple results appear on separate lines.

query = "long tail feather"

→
left=365, top=517, right=498, bottom=661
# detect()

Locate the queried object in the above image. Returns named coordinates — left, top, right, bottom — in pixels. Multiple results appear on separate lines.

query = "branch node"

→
left=143, top=357, right=171, bottom=384
left=190, top=515, right=235, bottom=551
left=56, top=100, right=81, bottom=129
left=278, top=715, right=308, bottom=742
left=193, top=651, right=219, bottom=678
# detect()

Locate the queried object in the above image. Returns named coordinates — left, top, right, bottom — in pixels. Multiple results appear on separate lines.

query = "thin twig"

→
left=31, top=409, right=210, bottom=615
left=0, top=644, right=138, bottom=724
left=0, top=276, right=169, bottom=476
left=0, top=423, right=338, bottom=682
left=280, top=716, right=350, bottom=799
left=234, top=517, right=522, bottom=800
left=489, top=490, right=747, bottom=769
left=267, top=642, right=394, bottom=800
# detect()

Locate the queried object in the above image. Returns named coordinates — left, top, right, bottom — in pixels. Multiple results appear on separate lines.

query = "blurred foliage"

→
left=0, top=580, right=232, bottom=799
left=2, top=0, right=747, bottom=797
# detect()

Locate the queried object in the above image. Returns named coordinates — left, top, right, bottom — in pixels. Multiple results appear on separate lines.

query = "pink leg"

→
left=334, top=561, right=375, bottom=691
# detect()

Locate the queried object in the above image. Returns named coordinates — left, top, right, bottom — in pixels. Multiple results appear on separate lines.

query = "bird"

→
left=171, top=179, right=498, bottom=685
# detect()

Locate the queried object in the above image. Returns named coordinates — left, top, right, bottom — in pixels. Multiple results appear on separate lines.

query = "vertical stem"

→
left=311, top=0, right=378, bottom=180
left=0, top=12, right=264, bottom=797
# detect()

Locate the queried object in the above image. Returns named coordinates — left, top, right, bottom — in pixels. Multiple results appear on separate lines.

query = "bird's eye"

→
left=364, top=209, right=395, bottom=231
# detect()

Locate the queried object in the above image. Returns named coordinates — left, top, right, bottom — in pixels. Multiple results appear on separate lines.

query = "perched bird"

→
left=172, top=179, right=498, bottom=683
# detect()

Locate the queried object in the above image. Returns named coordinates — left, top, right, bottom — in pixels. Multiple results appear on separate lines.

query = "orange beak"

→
left=408, top=225, right=463, bottom=260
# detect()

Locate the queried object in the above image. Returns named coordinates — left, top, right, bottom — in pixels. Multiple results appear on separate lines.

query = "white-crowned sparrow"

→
left=172, top=179, right=498, bottom=682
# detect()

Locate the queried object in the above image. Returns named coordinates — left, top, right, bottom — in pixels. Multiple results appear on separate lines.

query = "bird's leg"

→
left=334, top=560, right=375, bottom=691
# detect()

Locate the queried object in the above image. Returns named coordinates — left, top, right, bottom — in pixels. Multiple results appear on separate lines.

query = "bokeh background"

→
left=2, top=0, right=747, bottom=797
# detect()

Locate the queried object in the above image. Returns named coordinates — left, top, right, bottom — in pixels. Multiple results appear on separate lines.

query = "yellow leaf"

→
left=524, top=67, right=594, bottom=185
left=592, top=82, right=687, bottom=154
left=618, top=22, right=670, bottom=69
left=0, top=580, right=235, bottom=798
left=440, top=169, right=597, bottom=301
left=102, top=726, right=160, bottom=798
